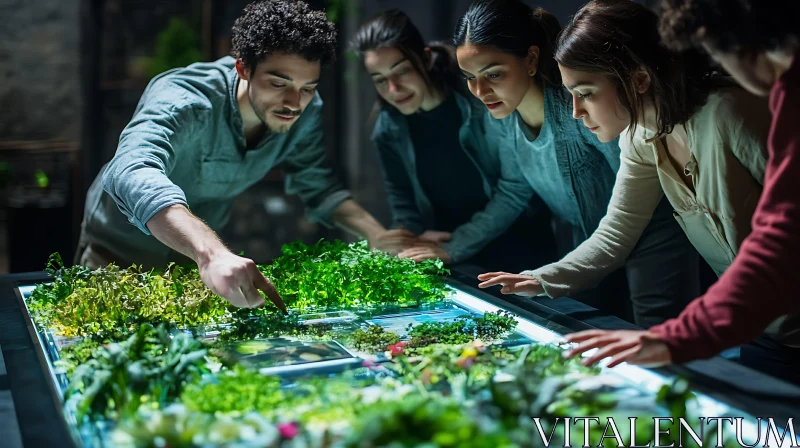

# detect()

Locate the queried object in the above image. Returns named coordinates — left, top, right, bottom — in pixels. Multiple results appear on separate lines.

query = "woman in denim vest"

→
left=350, top=9, right=557, bottom=273
left=458, top=0, right=699, bottom=327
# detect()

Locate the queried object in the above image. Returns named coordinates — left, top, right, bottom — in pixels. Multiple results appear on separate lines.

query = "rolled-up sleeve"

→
left=282, top=96, right=351, bottom=227
left=102, top=100, right=197, bottom=235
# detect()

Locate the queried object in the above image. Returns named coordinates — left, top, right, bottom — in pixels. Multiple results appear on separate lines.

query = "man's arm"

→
left=330, top=199, right=385, bottom=241
left=330, top=199, right=426, bottom=254
left=147, top=205, right=286, bottom=312
left=102, top=93, right=284, bottom=311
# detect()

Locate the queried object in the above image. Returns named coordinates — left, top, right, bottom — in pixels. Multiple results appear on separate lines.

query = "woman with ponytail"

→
left=351, top=9, right=557, bottom=273
left=461, top=0, right=699, bottom=327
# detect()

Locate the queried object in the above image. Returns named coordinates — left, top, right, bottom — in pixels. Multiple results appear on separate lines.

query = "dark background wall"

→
left=0, top=0, right=82, bottom=141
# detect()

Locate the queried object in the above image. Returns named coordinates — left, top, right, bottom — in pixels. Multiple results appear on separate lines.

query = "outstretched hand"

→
left=477, top=271, right=545, bottom=296
left=198, top=251, right=286, bottom=312
left=398, top=245, right=452, bottom=263
left=370, top=229, right=436, bottom=255
left=563, top=329, right=672, bottom=368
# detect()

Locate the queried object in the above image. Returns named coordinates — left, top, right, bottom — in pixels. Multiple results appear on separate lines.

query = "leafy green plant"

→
left=407, top=311, right=517, bottom=347
left=279, top=374, right=378, bottom=426
left=27, top=246, right=708, bottom=448
left=522, top=343, right=599, bottom=377
left=28, top=240, right=450, bottom=343
left=260, top=240, right=450, bottom=311
left=349, top=325, right=401, bottom=352
left=216, top=309, right=335, bottom=343
left=183, top=366, right=376, bottom=428
left=111, top=404, right=286, bottom=448
left=65, top=324, right=208, bottom=422
left=392, top=343, right=510, bottom=394
left=147, top=18, right=203, bottom=78
left=181, top=366, right=284, bottom=416
left=56, top=339, right=102, bottom=377
left=535, top=378, right=713, bottom=448
left=28, top=261, right=230, bottom=341
left=27, top=253, right=92, bottom=330
left=343, top=395, right=514, bottom=448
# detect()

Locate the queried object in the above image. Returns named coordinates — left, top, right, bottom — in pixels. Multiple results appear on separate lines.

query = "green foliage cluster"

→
left=104, top=338, right=699, bottom=448
left=28, top=254, right=227, bottom=341
left=216, top=310, right=335, bottom=343
left=24, top=245, right=702, bottom=448
left=343, top=395, right=515, bottom=448
left=112, top=405, right=285, bottom=448
left=407, top=311, right=517, bottom=347
left=182, top=366, right=376, bottom=427
left=65, top=324, right=208, bottom=422
left=349, top=324, right=401, bottom=352
left=181, top=366, right=283, bottom=416
left=391, top=343, right=510, bottom=390
left=260, top=240, right=450, bottom=311
left=521, top=343, right=600, bottom=377
left=347, top=311, right=517, bottom=353
left=28, top=241, right=450, bottom=344
left=147, top=18, right=203, bottom=78
left=57, top=339, right=102, bottom=377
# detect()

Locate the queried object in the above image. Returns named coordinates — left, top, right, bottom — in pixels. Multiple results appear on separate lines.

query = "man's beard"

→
left=249, top=92, right=300, bottom=134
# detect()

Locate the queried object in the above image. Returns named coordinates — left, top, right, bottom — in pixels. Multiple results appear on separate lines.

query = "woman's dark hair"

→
left=350, top=9, right=465, bottom=105
left=453, top=0, right=562, bottom=88
left=555, top=0, right=713, bottom=138
left=659, top=0, right=800, bottom=53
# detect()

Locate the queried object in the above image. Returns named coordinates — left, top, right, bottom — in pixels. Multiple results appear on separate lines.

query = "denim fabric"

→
left=371, top=90, right=548, bottom=263
left=505, top=86, right=621, bottom=241
left=510, top=87, right=699, bottom=326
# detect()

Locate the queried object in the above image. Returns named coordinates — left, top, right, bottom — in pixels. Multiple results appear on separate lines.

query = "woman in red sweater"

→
left=563, top=0, right=800, bottom=384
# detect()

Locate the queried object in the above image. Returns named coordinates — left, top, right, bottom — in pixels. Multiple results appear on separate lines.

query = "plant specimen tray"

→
left=365, top=305, right=534, bottom=348
left=13, top=276, right=782, bottom=448
left=219, top=338, right=362, bottom=376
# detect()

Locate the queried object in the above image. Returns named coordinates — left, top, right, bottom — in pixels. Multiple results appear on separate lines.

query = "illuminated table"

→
left=1, top=267, right=799, bottom=447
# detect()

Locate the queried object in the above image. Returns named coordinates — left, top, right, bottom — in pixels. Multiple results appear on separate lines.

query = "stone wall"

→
left=0, top=0, right=81, bottom=141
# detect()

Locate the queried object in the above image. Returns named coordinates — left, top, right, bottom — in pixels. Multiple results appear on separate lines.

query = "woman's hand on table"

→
left=477, top=272, right=544, bottom=297
left=563, top=329, right=672, bottom=368
left=398, top=245, right=452, bottom=263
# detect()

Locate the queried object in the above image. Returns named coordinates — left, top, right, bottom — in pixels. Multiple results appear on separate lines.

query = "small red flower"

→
left=456, top=356, right=476, bottom=369
left=388, top=342, right=407, bottom=356
left=362, top=359, right=377, bottom=368
left=278, top=422, right=299, bottom=439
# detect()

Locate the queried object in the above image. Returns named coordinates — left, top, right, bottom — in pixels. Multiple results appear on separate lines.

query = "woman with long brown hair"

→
left=351, top=9, right=557, bottom=273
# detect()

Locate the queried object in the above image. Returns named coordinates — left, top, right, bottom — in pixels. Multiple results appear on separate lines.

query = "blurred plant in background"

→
left=144, top=18, right=204, bottom=79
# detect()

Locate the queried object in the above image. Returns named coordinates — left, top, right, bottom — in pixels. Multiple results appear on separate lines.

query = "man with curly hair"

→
left=76, top=0, right=423, bottom=310
left=564, top=0, right=800, bottom=385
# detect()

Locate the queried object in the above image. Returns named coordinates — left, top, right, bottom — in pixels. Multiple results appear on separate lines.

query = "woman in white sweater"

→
left=478, top=0, right=770, bottom=312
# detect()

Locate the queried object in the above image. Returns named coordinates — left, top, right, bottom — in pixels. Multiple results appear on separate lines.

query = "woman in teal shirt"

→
left=351, top=9, right=556, bottom=273
left=457, top=0, right=699, bottom=327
